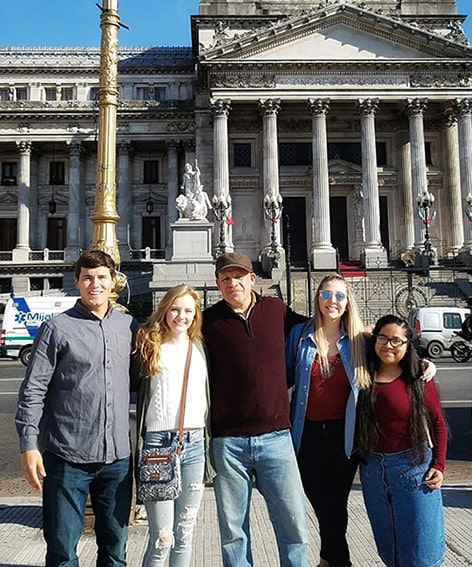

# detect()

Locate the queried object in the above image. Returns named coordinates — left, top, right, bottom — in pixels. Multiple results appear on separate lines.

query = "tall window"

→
left=1, top=162, right=17, bottom=185
left=45, top=88, right=57, bottom=101
left=49, top=162, right=65, bottom=185
left=0, top=218, right=17, bottom=250
left=89, top=87, right=99, bottom=101
left=233, top=143, right=252, bottom=167
left=142, top=217, right=161, bottom=249
left=0, top=88, right=9, bottom=101
left=47, top=218, right=67, bottom=249
left=16, top=87, right=27, bottom=100
left=62, top=87, right=74, bottom=101
left=143, top=160, right=159, bottom=184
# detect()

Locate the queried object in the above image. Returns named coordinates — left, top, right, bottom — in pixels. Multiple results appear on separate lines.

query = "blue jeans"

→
left=212, top=429, right=309, bottom=567
left=42, top=451, right=132, bottom=567
left=360, top=445, right=445, bottom=567
left=142, top=429, right=205, bottom=567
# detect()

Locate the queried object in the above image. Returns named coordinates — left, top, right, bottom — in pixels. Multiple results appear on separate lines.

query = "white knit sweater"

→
left=145, top=341, right=207, bottom=432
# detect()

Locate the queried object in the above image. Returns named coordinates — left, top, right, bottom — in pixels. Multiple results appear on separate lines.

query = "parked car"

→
left=408, top=306, right=470, bottom=358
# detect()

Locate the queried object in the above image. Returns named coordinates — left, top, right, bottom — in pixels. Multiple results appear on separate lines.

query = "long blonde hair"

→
left=134, top=284, right=202, bottom=377
left=313, top=273, right=370, bottom=389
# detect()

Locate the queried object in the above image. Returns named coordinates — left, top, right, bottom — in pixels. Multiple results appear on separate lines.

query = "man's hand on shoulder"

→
left=21, top=449, right=46, bottom=492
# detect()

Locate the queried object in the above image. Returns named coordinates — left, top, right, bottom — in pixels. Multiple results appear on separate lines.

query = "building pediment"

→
left=199, top=2, right=472, bottom=62
left=328, top=159, right=363, bottom=175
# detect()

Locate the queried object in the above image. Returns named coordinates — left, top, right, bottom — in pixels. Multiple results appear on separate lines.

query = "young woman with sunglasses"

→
left=286, top=273, right=370, bottom=567
left=356, top=315, right=447, bottom=567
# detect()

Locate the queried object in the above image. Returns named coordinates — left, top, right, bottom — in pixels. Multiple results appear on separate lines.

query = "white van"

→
left=0, top=295, right=78, bottom=366
left=409, top=306, right=470, bottom=358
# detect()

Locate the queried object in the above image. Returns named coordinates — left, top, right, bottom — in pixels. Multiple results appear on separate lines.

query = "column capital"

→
left=357, top=98, right=379, bottom=116
left=405, top=97, right=428, bottom=117
left=454, top=97, right=472, bottom=117
left=166, top=139, right=180, bottom=152
left=308, top=98, right=330, bottom=116
left=68, top=140, right=84, bottom=156
left=258, top=98, right=281, bottom=118
left=210, top=98, right=232, bottom=118
left=182, top=139, right=195, bottom=152
left=440, top=111, right=457, bottom=130
left=16, top=140, right=32, bottom=155
left=117, top=141, right=132, bottom=155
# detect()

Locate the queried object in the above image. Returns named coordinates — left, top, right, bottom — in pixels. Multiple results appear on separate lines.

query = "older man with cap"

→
left=202, top=252, right=309, bottom=567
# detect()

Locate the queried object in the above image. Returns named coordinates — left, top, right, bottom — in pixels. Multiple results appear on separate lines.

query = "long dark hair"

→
left=356, top=314, right=432, bottom=463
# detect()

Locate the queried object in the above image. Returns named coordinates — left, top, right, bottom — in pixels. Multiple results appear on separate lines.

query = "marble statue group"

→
left=176, top=160, right=212, bottom=221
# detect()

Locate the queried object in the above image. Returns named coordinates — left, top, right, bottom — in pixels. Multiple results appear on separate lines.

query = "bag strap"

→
left=176, top=340, right=193, bottom=455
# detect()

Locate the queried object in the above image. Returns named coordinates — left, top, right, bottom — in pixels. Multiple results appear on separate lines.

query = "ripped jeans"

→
left=142, top=429, right=205, bottom=567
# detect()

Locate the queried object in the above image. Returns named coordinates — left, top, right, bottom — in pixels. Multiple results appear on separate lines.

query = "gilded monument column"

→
left=14, top=141, right=32, bottom=261
left=259, top=98, right=284, bottom=272
left=441, top=111, right=462, bottom=255
left=455, top=98, right=472, bottom=252
left=358, top=98, right=387, bottom=267
left=405, top=98, right=429, bottom=250
left=65, top=141, right=82, bottom=262
left=309, top=98, right=336, bottom=269
left=117, top=141, right=132, bottom=258
left=210, top=98, right=233, bottom=252
left=166, top=140, right=179, bottom=251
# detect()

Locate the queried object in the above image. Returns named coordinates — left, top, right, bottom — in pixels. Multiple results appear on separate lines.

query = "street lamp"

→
left=416, top=187, right=436, bottom=262
left=263, top=192, right=283, bottom=268
left=212, top=193, right=232, bottom=257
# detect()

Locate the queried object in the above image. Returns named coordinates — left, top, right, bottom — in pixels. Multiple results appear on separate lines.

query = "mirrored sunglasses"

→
left=319, top=290, right=346, bottom=302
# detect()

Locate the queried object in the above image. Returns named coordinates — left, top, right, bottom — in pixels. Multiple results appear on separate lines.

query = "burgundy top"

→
left=306, top=354, right=351, bottom=421
left=372, top=378, right=447, bottom=472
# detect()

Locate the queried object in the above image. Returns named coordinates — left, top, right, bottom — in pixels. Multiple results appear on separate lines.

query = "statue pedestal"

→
left=171, top=219, right=213, bottom=261
left=149, top=220, right=216, bottom=293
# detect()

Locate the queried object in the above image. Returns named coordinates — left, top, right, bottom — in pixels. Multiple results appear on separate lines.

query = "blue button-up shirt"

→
left=15, top=300, right=137, bottom=464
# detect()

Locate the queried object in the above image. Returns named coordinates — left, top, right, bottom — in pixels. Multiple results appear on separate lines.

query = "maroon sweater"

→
left=372, top=378, right=447, bottom=472
left=202, top=294, right=305, bottom=438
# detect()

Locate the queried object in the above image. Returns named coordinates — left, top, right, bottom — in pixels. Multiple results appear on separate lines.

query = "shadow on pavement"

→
left=0, top=504, right=41, bottom=528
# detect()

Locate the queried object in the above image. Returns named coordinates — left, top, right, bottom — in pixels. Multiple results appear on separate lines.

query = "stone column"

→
left=210, top=98, right=233, bottom=252
left=441, top=111, right=462, bottom=255
left=117, top=141, right=132, bottom=260
left=405, top=98, right=429, bottom=251
left=259, top=98, right=284, bottom=274
left=166, top=140, right=179, bottom=254
left=13, top=141, right=32, bottom=262
left=65, top=141, right=83, bottom=262
left=309, top=98, right=336, bottom=269
left=358, top=98, right=387, bottom=267
left=455, top=98, right=472, bottom=257
left=397, top=129, right=414, bottom=253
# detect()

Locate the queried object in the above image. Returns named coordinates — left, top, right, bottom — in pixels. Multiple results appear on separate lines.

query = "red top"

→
left=306, top=354, right=351, bottom=421
left=372, top=378, right=447, bottom=472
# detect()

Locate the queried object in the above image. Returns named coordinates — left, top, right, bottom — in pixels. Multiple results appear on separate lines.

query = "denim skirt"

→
left=359, top=445, right=445, bottom=567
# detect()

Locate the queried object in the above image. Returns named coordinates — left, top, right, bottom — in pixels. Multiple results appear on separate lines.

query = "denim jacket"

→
left=286, top=321, right=360, bottom=458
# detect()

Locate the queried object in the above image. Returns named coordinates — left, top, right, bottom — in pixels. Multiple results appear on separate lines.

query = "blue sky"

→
left=0, top=0, right=470, bottom=47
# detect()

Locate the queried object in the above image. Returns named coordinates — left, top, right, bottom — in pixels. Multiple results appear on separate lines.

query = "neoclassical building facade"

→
left=0, top=0, right=471, bottom=296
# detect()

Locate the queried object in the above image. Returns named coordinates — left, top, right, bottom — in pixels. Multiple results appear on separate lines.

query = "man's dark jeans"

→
left=42, top=451, right=132, bottom=567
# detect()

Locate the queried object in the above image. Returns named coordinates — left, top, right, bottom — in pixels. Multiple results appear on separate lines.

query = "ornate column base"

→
left=12, top=247, right=30, bottom=263
left=361, top=248, right=389, bottom=269
left=260, top=246, right=285, bottom=281
left=312, top=247, right=337, bottom=270
left=458, top=248, right=472, bottom=267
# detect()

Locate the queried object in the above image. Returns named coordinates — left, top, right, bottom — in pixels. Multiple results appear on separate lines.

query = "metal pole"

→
left=285, top=214, right=292, bottom=308
left=90, top=0, right=126, bottom=294
left=307, top=258, right=313, bottom=317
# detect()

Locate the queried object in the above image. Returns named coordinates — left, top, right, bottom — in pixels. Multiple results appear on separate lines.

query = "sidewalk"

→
left=1, top=482, right=471, bottom=566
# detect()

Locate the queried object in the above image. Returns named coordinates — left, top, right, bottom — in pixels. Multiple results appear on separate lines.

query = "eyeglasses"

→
left=319, top=290, right=346, bottom=302
left=375, top=334, right=409, bottom=348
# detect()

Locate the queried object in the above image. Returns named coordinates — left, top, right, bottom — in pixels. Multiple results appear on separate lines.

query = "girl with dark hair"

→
left=356, top=314, right=447, bottom=567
